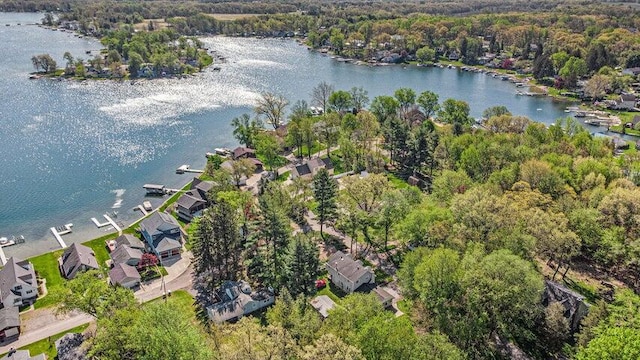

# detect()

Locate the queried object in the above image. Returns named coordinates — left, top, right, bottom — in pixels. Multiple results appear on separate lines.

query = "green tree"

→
left=416, top=46, right=436, bottom=63
left=313, top=168, right=338, bottom=239
left=231, top=113, right=263, bottom=149
left=302, top=334, right=364, bottom=360
left=229, top=158, right=256, bottom=187
left=267, top=289, right=322, bottom=346
left=127, top=51, right=144, bottom=77
left=482, top=105, right=511, bottom=120
left=349, top=86, right=370, bottom=112
left=559, top=56, right=588, bottom=88
left=417, top=91, right=440, bottom=120
left=411, top=333, right=465, bottom=360
left=283, top=234, right=320, bottom=296
left=329, top=90, right=353, bottom=113
left=438, top=98, right=472, bottom=136
left=255, top=132, right=281, bottom=171
left=370, top=95, right=400, bottom=124
left=394, top=87, right=417, bottom=121
left=255, top=92, right=288, bottom=130
left=576, top=327, right=640, bottom=360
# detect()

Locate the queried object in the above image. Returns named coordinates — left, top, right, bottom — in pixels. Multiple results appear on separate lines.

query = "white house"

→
left=326, top=251, right=375, bottom=294
left=0, top=257, right=38, bottom=308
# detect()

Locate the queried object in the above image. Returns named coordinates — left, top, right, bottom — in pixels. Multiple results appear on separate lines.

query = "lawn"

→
left=300, top=141, right=326, bottom=158
left=159, top=181, right=192, bottom=212
left=316, top=278, right=347, bottom=304
left=29, top=250, right=64, bottom=309
left=8, top=323, right=90, bottom=359
left=82, top=233, right=118, bottom=270
left=386, top=172, right=410, bottom=189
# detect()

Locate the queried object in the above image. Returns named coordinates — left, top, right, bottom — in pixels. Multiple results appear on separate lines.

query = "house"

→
left=0, top=349, right=45, bottom=360
left=59, top=243, right=99, bottom=279
left=55, top=332, right=86, bottom=360
left=114, top=234, right=146, bottom=252
left=0, top=306, right=20, bottom=343
left=0, top=258, right=38, bottom=308
left=542, top=280, right=590, bottom=332
left=448, top=51, right=460, bottom=61
left=139, top=212, right=182, bottom=261
left=110, top=245, right=143, bottom=267
left=249, top=158, right=264, bottom=173
left=109, top=263, right=141, bottom=289
left=206, top=281, right=275, bottom=323
left=614, top=93, right=637, bottom=110
left=310, top=295, right=336, bottom=319
left=372, top=286, right=394, bottom=308
left=176, top=178, right=216, bottom=221
left=291, top=157, right=334, bottom=179
left=326, top=251, right=375, bottom=294
left=231, top=147, right=256, bottom=160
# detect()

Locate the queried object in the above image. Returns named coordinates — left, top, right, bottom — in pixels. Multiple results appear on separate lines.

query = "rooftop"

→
left=326, top=251, right=372, bottom=284
left=310, top=295, right=336, bottom=318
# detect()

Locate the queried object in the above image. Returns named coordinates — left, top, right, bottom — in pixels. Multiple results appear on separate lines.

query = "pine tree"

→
left=283, top=234, right=320, bottom=296
left=191, top=200, right=241, bottom=298
left=313, top=168, right=338, bottom=239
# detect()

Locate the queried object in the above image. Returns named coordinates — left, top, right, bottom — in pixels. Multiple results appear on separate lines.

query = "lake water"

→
left=0, top=12, right=573, bottom=258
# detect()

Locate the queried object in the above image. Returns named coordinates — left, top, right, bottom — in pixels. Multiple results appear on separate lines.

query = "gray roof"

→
left=0, top=350, right=45, bottom=360
left=293, top=164, right=311, bottom=177
left=326, top=251, right=372, bottom=284
left=155, top=238, right=182, bottom=253
left=60, top=243, right=99, bottom=279
left=115, top=234, right=145, bottom=250
left=0, top=257, right=36, bottom=305
left=0, top=306, right=20, bottom=330
left=232, top=147, right=255, bottom=159
left=109, top=263, right=141, bottom=286
left=307, top=157, right=325, bottom=172
left=310, top=295, right=336, bottom=318
left=191, top=177, right=214, bottom=194
left=110, top=245, right=143, bottom=265
left=207, top=281, right=274, bottom=323
left=372, top=286, right=394, bottom=303
left=176, top=191, right=206, bottom=210
left=140, top=212, right=180, bottom=238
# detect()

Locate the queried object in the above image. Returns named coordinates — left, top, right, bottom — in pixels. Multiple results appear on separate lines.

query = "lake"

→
left=0, top=12, right=574, bottom=258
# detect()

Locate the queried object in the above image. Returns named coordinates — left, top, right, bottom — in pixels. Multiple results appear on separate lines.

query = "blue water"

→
left=0, top=13, right=574, bottom=258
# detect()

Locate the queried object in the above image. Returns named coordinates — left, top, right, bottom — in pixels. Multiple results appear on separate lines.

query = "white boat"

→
left=0, top=236, right=17, bottom=247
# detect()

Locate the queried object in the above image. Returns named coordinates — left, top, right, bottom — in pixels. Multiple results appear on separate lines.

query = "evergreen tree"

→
left=191, top=200, right=241, bottom=297
left=312, top=168, right=338, bottom=239
left=283, top=234, right=320, bottom=296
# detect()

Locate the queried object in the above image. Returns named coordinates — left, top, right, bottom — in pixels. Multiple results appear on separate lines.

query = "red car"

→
left=315, top=279, right=327, bottom=289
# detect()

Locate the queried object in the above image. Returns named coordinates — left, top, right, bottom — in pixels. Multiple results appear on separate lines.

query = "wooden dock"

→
left=50, top=227, right=68, bottom=248
left=0, top=247, right=6, bottom=266
left=104, top=214, right=122, bottom=234
left=134, top=205, right=149, bottom=216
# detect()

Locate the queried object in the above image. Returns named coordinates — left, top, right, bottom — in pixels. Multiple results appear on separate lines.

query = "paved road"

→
left=0, top=254, right=195, bottom=354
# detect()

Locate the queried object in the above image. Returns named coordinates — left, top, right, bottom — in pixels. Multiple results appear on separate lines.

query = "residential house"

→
left=0, top=306, right=20, bottom=343
left=0, top=257, right=38, bottom=308
left=59, top=243, right=99, bottom=280
left=206, top=281, right=275, bottom=323
left=543, top=280, right=590, bottom=332
left=310, top=295, right=336, bottom=319
left=326, top=251, right=375, bottom=294
left=291, top=157, right=334, bottom=179
left=109, top=263, right=141, bottom=289
left=139, top=212, right=182, bottom=261
left=110, top=245, right=143, bottom=267
left=0, top=349, right=45, bottom=360
left=372, top=286, right=394, bottom=308
left=114, top=234, right=146, bottom=252
left=176, top=178, right=215, bottom=221
left=614, top=93, right=637, bottom=110
left=231, top=147, right=256, bottom=160
left=448, top=51, right=460, bottom=61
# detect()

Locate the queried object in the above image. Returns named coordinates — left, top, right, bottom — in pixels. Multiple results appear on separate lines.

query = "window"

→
left=14, top=286, right=21, bottom=290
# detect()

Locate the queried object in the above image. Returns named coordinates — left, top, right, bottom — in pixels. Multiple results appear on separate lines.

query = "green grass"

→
left=147, top=289, right=194, bottom=309
left=8, top=323, right=90, bottom=359
left=386, top=172, right=409, bottom=189
left=83, top=233, right=117, bottom=270
left=276, top=171, right=291, bottom=182
left=159, top=182, right=192, bottom=212
left=316, top=280, right=345, bottom=304
left=300, top=141, right=326, bottom=158
left=565, top=279, right=600, bottom=304
left=396, top=299, right=412, bottom=314
left=29, top=250, right=64, bottom=309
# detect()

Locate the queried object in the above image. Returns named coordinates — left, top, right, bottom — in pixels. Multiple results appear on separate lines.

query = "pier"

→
left=176, top=164, right=204, bottom=174
left=50, top=224, right=72, bottom=249
left=134, top=204, right=149, bottom=216
left=0, top=247, right=6, bottom=266
left=91, top=214, right=122, bottom=235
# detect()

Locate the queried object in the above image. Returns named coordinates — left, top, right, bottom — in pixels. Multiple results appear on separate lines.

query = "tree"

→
left=255, top=132, right=281, bottom=171
left=311, top=81, right=334, bottom=114
left=324, top=293, right=385, bottom=341
left=31, top=54, right=57, bottom=73
left=229, top=158, right=256, bottom=187
left=376, top=189, right=409, bottom=254
left=191, top=200, right=241, bottom=296
left=127, top=51, right=144, bottom=78
left=576, top=327, right=640, bottom=360
left=329, top=90, right=353, bottom=114
left=417, top=91, right=440, bottom=120
left=255, top=92, right=288, bottom=129
left=54, top=270, right=136, bottom=319
left=267, top=289, right=322, bottom=346
left=283, top=235, right=320, bottom=296
left=370, top=95, right=400, bottom=124
left=231, top=114, right=263, bottom=149
left=416, top=46, right=436, bottom=63
left=438, top=98, right=472, bottom=136
left=584, top=74, right=610, bottom=100
left=63, top=51, right=74, bottom=74
left=395, top=88, right=417, bottom=121
left=543, top=302, right=571, bottom=352
left=349, top=86, right=369, bottom=112
left=411, top=333, right=465, bottom=360
left=313, top=168, right=338, bottom=239
left=302, top=334, right=364, bottom=360
left=482, top=105, right=511, bottom=120
left=218, top=318, right=298, bottom=360
left=559, top=56, right=588, bottom=88
left=356, top=315, right=417, bottom=360
left=314, top=112, right=341, bottom=158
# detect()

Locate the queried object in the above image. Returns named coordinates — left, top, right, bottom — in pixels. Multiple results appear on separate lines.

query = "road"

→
left=0, top=257, right=195, bottom=354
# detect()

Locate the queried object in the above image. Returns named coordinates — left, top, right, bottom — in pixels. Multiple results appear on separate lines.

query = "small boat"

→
left=536, top=108, right=542, bottom=111
left=143, top=201, right=153, bottom=212
left=575, top=111, right=587, bottom=118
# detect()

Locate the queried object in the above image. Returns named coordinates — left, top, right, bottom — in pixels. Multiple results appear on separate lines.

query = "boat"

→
left=575, top=111, right=587, bottom=118
left=143, top=201, right=153, bottom=212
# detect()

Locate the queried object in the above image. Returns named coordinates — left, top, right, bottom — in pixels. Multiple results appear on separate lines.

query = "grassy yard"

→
left=30, top=250, right=64, bottom=309
left=8, top=323, right=90, bottom=359
left=159, top=182, right=192, bottom=212
left=386, top=172, right=410, bottom=189
left=83, top=233, right=117, bottom=270
left=300, top=141, right=326, bottom=158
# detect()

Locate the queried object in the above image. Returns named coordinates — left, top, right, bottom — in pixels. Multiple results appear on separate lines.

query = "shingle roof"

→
left=0, top=257, right=36, bottom=305
left=109, top=263, right=141, bottom=286
left=115, top=234, right=145, bottom=250
left=61, top=243, right=99, bottom=279
left=110, top=245, right=143, bottom=265
left=293, top=164, right=311, bottom=177
left=140, top=212, right=180, bottom=238
left=232, top=147, right=256, bottom=159
left=326, top=251, right=372, bottom=284
left=0, top=306, right=20, bottom=330
left=307, top=157, right=325, bottom=171
left=191, top=177, right=214, bottom=194
left=176, top=191, right=206, bottom=210
left=154, top=237, right=182, bottom=253
left=310, top=295, right=336, bottom=318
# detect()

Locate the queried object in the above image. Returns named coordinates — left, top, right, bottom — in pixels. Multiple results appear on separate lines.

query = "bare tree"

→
left=311, top=81, right=334, bottom=114
left=255, top=92, right=289, bottom=130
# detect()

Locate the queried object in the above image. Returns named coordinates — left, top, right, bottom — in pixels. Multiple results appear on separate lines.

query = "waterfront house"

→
left=109, top=263, right=141, bottom=289
left=326, top=251, right=375, bottom=294
left=231, top=147, right=256, bottom=160
left=291, top=157, right=334, bottom=179
left=110, top=245, right=143, bottom=267
left=59, top=243, right=99, bottom=279
left=0, top=349, right=45, bottom=360
left=176, top=177, right=215, bottom=222
left=114, top=234, right=146, bottom=252
left=206, top=281, right=275, bottom=323
left=0, top=306, right=20, bottom=343
left=614, top=93, right=637, bottom=110
left=0, top=257, right=38, bottom=308
left=139, top=212, right=182, bottom=261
